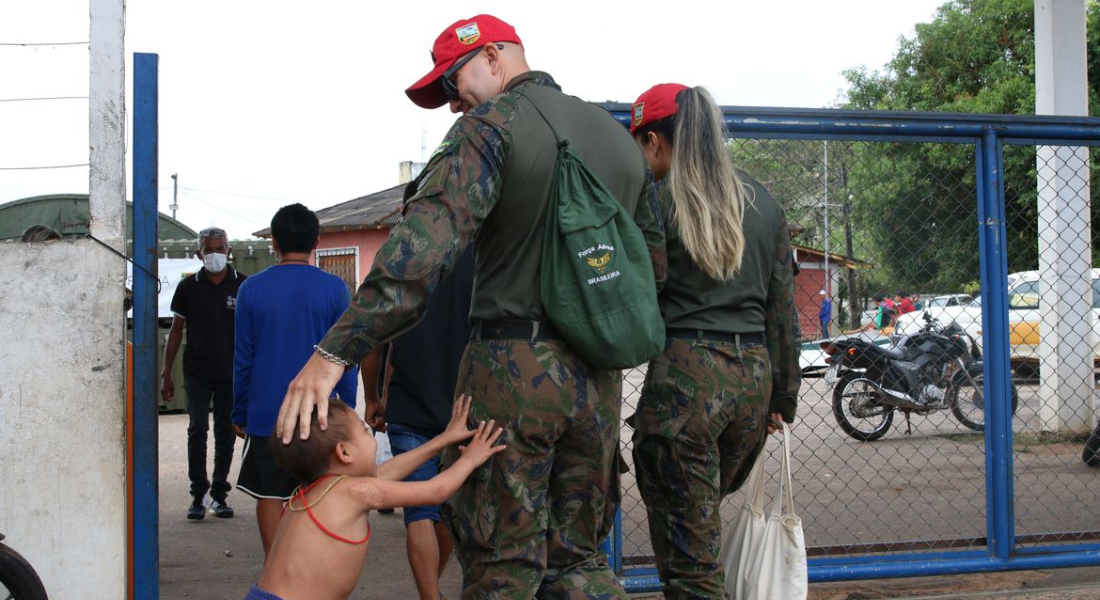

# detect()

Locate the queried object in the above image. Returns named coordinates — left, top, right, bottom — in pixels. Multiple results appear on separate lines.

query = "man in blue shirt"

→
left=232, top=204, right=358, bottom=556
left=818, top=289, right=832, bottom=338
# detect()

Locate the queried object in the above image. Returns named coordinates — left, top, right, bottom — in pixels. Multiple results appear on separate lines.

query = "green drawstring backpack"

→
left=520, top=92, right=665, bottom=370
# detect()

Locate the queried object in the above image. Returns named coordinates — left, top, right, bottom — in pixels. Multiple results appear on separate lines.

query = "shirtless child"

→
left=244, top=395, right=503, bottom=600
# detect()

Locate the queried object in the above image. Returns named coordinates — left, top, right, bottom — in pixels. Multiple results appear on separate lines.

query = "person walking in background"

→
left=232, top=204, right=358, bottom=556
left=274, top=14, right=665, bottom=600
left=162, top=226, right=245, bottom=520
left=818, top=289, right=832, bottom=338
left=628, top=83, right=800, bottom=600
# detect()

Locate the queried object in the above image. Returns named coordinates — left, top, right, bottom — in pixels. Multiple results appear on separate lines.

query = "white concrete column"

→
left=1035, top=0, right=1093, bottom=433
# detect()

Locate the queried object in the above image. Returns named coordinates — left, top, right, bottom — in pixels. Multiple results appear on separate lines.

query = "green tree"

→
left=840, top=0, right=1100, bottom=291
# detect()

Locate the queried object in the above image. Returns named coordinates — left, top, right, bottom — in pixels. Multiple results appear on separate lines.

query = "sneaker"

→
left=210, top=500, right=234, bottom=519
left=186, top=498, right=205, bottom=521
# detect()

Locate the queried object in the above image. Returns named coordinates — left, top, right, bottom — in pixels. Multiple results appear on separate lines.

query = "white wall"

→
left=0, top=240, right=127, bottom=599
left=0, top=0, right=130, bottom=597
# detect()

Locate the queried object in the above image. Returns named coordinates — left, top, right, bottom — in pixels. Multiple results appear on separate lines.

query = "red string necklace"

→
left=285, top=474, right=370, bottom=545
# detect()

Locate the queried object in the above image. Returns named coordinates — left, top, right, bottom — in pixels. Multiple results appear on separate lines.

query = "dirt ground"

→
left=158, top=375, right=1100, bottom=600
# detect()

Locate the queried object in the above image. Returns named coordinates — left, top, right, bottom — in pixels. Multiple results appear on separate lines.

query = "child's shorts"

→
left=237, top=435, right=299, bottom=501
left=244, top=584, right=285, bottom=600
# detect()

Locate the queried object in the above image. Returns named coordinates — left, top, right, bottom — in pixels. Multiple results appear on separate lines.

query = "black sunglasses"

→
left=438, top=44, right=504, bottom=101
left=439, top=46, right=484, bottom=101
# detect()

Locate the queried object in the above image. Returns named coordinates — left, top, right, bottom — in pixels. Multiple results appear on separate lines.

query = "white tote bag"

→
left=719, top=446, right=767, bottom=600
left=721, top=423, right=808, bottom=600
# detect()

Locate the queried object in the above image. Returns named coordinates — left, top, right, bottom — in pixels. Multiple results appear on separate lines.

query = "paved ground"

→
left=158, top=372, right=1100, bottom=600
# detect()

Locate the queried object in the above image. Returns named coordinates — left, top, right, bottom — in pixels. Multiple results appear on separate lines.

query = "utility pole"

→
left=845, top=195, right=858, bottom=327
left=840, top=164, right=859, bottom=328
left=170, top=173, right=179, bottom=219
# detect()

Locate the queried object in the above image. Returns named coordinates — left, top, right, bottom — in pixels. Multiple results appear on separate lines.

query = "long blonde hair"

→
left=666, top=87, right=749, bottom=281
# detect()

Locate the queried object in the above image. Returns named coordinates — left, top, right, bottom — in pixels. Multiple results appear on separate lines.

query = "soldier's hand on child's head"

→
left=442, top=394, right=478, bottom=444
left=458, top=419, right=506, bottom=465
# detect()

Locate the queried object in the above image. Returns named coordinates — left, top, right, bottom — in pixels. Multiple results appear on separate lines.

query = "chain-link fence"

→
left=600, top=106, right=1100, bottom=587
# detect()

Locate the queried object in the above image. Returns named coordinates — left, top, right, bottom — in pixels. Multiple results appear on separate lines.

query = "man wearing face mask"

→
left=163, top=226, right=247, bottom=521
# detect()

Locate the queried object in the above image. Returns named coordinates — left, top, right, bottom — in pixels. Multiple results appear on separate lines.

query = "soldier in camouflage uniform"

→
left=275, top=14, right=666, bottom=600
left=627, top=84, right=800, bottom=600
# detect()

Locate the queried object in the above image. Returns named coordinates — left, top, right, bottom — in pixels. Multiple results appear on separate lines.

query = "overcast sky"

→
left=2, top=0, right=946, bottom=240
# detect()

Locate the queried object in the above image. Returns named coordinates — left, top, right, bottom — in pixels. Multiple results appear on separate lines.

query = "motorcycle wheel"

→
left=0, top=541, right=48, bottom=600
left=1083, top=423, right=1100, bottom=467
left=947, top=373, right=1020, bottom=432
left=832, top=372, right=894, bottom=441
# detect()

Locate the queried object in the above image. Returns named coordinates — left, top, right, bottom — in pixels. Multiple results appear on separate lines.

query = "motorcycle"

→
left=823, top=313, right=1019, bottom=441
left=0, top=533, right=48, bottom=600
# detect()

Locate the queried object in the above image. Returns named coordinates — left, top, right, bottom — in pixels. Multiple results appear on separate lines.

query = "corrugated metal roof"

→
left=253, top=183, right=406, bottom=238
left=0, top=194, right=199, bottom=242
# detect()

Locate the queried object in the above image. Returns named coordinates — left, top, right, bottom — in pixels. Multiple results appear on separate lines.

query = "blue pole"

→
left=621, top=549, right=1100, bottom=591
left=132, top=52, right=159, bottom=600
left=599, top=508, right=622, bottom=573
left=976, top=130, right=1015, bottom=561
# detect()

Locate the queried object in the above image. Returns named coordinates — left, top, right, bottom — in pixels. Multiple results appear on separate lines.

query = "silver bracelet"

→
left=314, top=345, right=353, bottom=367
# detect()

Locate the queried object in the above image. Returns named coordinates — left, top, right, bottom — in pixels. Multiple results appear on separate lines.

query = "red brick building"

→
left=792, top=244, right=873, bottom=338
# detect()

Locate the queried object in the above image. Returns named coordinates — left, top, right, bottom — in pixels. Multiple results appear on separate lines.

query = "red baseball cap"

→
left=630, top=83, right=689, bottom=134
left=405, top=15, right=523, bottom=109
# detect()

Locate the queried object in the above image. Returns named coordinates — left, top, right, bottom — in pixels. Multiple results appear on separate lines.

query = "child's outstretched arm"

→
left=350, top=420, right=505, bottom=510
left=376, top=394, right=476, bottom=482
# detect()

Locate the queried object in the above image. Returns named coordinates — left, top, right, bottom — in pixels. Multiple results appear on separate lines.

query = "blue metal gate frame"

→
left=127, top=77, right=1100, bottom=593
left=600, top=104, right=1100, bottom=589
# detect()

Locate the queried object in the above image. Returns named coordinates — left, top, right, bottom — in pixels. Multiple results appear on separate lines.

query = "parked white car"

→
left=893, top=270, right=1100, bottom=376
left=924, top=294, right=973, bottom=309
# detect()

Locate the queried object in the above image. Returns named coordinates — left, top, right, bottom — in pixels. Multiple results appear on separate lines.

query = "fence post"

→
left=976, top=130, right=1015, bottom=561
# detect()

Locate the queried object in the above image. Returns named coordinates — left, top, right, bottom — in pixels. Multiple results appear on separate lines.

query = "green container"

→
left=157, top=326, right=188, bottom=413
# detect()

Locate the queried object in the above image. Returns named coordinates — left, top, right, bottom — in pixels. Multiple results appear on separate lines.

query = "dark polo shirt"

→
left=170, top=266, right=246, bottom=382
left=385, top=248, right=475, bottom=434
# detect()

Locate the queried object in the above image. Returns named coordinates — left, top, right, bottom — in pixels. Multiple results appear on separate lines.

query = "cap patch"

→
left=456, top=23, right=481, bottom=45
left=632, top=102, right=645, bottom=127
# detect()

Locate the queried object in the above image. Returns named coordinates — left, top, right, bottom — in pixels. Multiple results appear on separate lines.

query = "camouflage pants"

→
left=631, top=338, right=771, bottom=600
left=441, top=338, right=628, bottom=600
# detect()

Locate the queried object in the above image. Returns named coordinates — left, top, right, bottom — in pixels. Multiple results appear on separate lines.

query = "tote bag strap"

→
left=768, top=422, right=797, bottom=518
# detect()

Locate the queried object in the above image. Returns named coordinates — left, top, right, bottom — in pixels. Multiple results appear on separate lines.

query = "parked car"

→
left=893, top=270, right=1100, bottom=377
left=925, top=294, right=973, bottom=309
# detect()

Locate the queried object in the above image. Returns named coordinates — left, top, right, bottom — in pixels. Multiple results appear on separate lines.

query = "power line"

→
left=179, top=191, right=265, bottom=226
left=0, top=41, right=89, bottom=47
left=180, top=186, right=306, bottom=204
left=0, top=163, right=89, bottom=171
left=0, top=96, right=88, bottom=103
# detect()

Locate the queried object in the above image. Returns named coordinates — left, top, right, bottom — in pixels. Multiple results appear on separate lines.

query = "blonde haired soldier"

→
left=629, top=83, right=800, bottom=600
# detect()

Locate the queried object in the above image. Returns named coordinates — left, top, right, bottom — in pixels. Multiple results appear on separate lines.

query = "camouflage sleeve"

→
left=316, top=117, right=507, bottom=364
left=636, top=173, right=667, bottom=291
left=765, top=213, right=801, bottom=422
